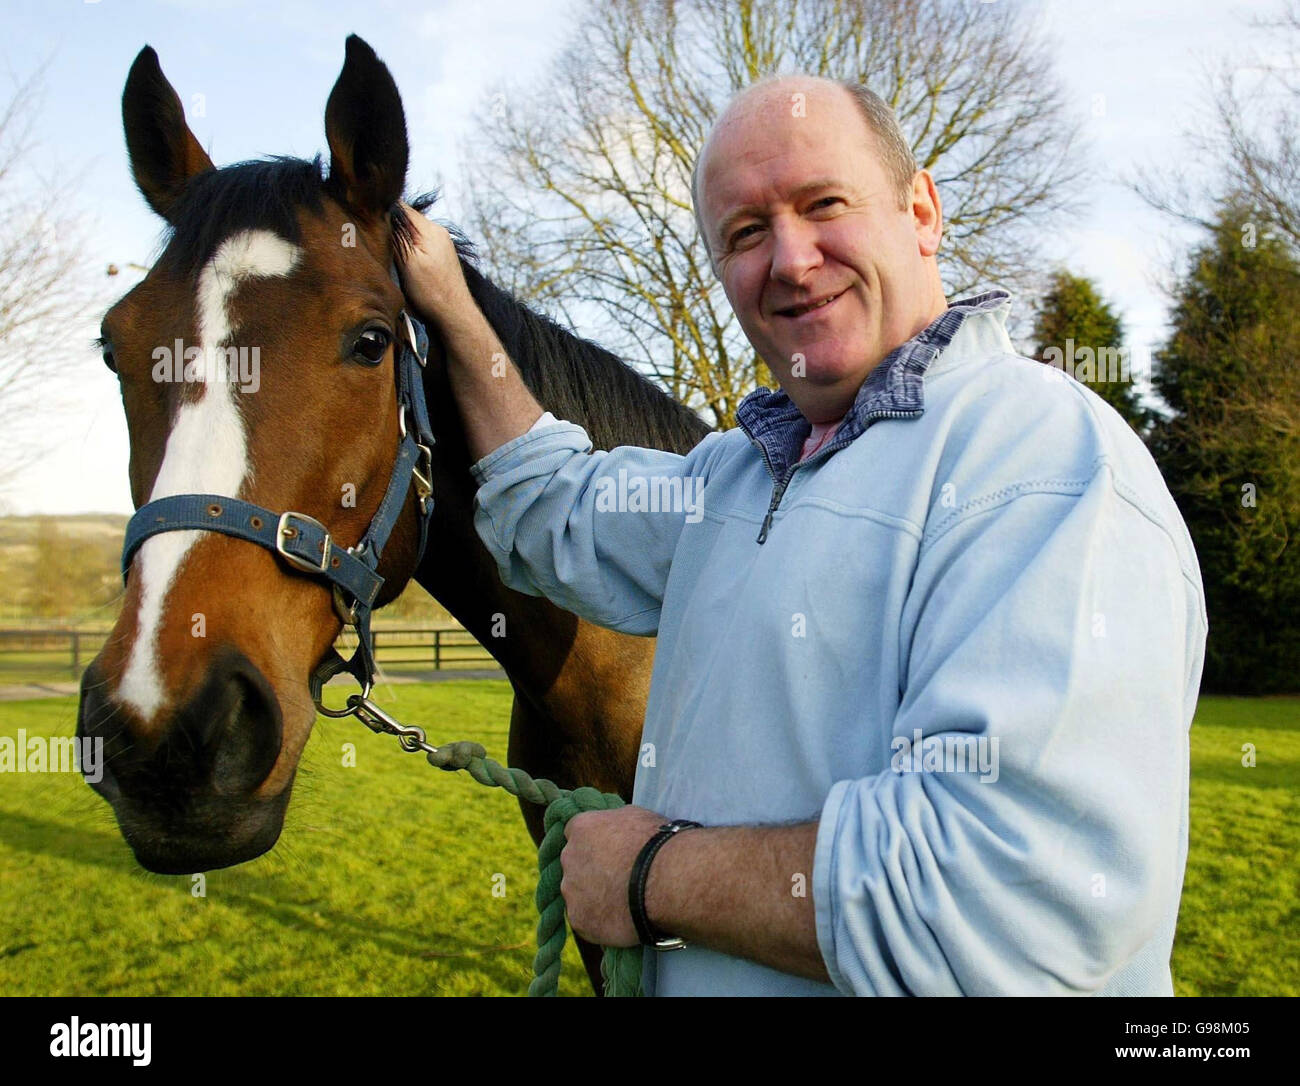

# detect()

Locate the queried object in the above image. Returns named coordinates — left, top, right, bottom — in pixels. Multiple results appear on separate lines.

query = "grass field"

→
left=0, top=686, right=1295, bottom=996
left=0, top=682, right=589, bottom=996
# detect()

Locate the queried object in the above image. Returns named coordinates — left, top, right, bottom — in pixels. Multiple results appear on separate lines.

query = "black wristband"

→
left=628, top=819, right=702, bottom=950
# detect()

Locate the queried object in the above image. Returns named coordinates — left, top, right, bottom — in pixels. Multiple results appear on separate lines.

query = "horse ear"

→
left=121, top=46, right=215, bottom=223
left=323, top=35, right=409, bottom=220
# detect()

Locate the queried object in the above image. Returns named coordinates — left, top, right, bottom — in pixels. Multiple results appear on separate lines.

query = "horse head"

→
left=77, top=36, right=432, bottom=874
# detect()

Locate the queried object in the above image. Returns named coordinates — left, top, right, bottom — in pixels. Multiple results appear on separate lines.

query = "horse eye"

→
left=96, top=337, right=117, bottom=373
left=354, top=327, right=392, bottom=365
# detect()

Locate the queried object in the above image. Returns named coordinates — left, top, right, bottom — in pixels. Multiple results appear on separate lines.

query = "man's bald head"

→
left=687, top=71, right=947, bottom=424
left=691, top=76, right=917, bottom=260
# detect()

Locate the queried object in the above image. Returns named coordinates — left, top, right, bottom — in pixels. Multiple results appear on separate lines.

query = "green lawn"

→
left=0, top=688, right=1295, bottom=995
left=0, top=682, right=590, bottom=996
left=1172, top=696, right=1299, bottom=995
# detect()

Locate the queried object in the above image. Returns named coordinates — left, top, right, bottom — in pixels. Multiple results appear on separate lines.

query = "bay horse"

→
left=76, top=35, right=709, bottom=994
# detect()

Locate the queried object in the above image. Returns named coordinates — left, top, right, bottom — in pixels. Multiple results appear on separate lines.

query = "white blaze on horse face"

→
left=118, top=230, right=301, bottom=721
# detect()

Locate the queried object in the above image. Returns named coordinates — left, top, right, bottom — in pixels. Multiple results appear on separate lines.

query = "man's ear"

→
left=913, top=169, right=943, bottom=258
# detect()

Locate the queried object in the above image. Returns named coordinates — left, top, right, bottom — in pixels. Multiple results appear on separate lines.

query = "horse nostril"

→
left=76, top=664, right=125, bottom=801
left=162, top=649, right=283, bottom=795
left=76, top=650, right=284, bottom=804
left=206, top=657, right=284, bottom=796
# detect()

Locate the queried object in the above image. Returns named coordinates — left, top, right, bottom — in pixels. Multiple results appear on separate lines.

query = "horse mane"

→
left=392, top=195, right=711, bottom=455
left=156, top=155, right=329, bottom=277
left=158, top=155, right=712, bottom=457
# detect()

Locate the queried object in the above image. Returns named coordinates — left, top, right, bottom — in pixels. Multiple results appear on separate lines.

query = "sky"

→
left=0, top=0, right=1283, bottom=515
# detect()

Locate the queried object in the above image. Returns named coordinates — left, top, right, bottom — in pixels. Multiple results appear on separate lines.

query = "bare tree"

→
left=459, top=0, right=1087, bottom=427
left=0, top=63, right=102, bottom=503
left=1133, top=1, right=1300, bottom=253
left=1214, top=1, right=1300, bottom=252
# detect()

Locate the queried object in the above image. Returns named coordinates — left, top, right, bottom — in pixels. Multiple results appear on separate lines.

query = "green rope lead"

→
left=424, top=739, right=643, bottom=997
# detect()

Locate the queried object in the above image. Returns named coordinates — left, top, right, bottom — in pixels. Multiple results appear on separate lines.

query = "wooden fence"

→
left=0, top=625, right=496, bottom=682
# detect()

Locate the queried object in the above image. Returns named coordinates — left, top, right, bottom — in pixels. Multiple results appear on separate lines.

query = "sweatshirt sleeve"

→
left=470, top=420, right=722, bottom=636
left=812, top=467, right=1203, bottom=995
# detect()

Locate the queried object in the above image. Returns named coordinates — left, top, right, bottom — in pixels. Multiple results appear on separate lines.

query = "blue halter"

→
left=120, top=282, right=436, bottom=716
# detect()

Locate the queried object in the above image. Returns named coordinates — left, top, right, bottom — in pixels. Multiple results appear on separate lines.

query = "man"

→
left=395, top=75, right=1207, bottom=996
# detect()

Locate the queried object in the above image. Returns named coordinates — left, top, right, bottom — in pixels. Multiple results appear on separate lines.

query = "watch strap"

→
left=628, top=819, right=702, bottom=950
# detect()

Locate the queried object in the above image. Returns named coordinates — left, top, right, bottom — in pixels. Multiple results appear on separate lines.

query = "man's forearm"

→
left=427, top=295, right=546, bottom=463
left=643, top=821, right=830, bottom=983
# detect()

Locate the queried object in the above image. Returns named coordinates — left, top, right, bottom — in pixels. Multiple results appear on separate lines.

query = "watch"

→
left=628, top=818, right=703, bottom=950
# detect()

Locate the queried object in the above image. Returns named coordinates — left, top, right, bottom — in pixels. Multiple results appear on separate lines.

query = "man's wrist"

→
left=423, top=286, right=489, bottom=358
left=642, top=823, right=703, bottom=943
left=636, top=821, right=829, bottom=981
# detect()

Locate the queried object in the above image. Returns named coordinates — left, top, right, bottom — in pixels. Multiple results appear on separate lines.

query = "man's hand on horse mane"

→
left=561, top=807, right=830, bottom=984
left=394, top=200, right=546, bottom=461
left=393, top=200, right=475, bottom=329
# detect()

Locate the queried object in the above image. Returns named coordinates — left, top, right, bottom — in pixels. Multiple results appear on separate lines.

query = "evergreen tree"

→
left=1148, top=195, right=1300, bottom=693
left=1031, top=270, right=1148, bottom=432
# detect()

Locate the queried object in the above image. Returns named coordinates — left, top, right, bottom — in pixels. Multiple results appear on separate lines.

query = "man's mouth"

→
left=775, top=290, right=845, bottom=319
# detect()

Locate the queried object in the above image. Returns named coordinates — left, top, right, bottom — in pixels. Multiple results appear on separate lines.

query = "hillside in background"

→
left=0, top=514, right=126, bottom=625
left=0, top=515, right=455, bottom=625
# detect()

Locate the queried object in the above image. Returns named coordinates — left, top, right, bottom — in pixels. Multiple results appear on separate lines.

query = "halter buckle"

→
left=402, top=310, right=426, bottom=367
left=413, top=444, right=434, bottom=514
left=276, top=511, right=332, bottom=574
left=332, top=584, right=361, bottom=628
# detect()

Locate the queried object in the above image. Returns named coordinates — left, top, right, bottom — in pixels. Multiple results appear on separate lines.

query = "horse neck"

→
left=454, top=259, right=710, bottom=454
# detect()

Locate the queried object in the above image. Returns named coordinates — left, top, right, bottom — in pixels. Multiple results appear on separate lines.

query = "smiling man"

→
left=696, top=78, right=948, bottom=430
left=395, top=74, right=1207, bottom=996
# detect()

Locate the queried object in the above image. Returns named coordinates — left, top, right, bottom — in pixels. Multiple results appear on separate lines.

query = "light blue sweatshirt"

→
left=470, top=290, right=1207, bottom=996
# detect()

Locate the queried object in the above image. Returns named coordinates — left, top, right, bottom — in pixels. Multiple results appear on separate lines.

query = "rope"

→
left=424, top=739, right=643, bottom=997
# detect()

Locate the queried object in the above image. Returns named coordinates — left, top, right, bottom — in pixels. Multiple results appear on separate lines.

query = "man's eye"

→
left=730, top=224, right=762, bottom=247
left=810, top=197, right=841, bottom=211
left=354, top=327, right=392, bottom=365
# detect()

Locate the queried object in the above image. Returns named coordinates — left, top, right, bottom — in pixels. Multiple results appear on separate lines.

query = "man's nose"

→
left=768, top=216, right=824, bottom=286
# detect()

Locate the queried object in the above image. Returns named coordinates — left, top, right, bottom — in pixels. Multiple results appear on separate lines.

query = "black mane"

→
left=158, top=155, right=711, bottom=456
left=458, top=256, right=711, bottom=455
left=392, top=193, right=709, bottom=454
left=158, top=155, right=328, bottom=278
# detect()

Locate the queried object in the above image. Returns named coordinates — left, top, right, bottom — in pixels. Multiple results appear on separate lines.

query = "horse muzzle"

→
left=76, top=646, right=293, bottom=873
